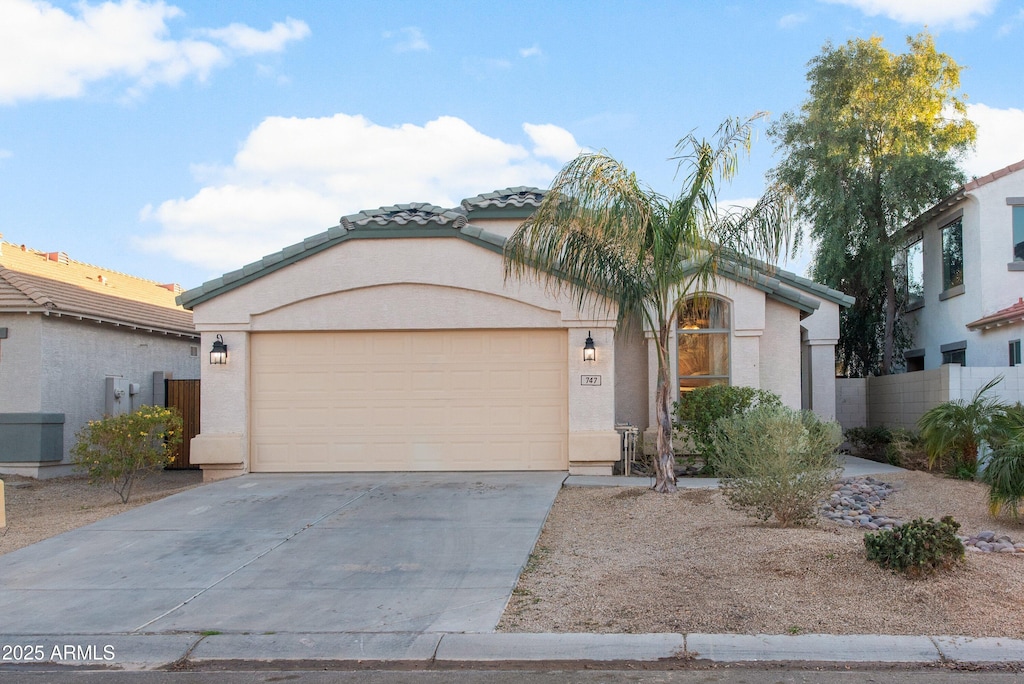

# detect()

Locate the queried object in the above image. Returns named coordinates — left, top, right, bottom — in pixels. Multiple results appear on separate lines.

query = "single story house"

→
left=179, top=188, right=852, bottom=480
left=0, top=239, right=200, bottom=478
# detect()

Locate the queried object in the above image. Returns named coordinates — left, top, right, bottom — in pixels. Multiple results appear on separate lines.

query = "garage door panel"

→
left=251, top=330, right=568, bottom=472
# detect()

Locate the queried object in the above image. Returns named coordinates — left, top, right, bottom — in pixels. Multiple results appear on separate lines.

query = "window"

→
left=1014, top=207, right=1024, bottom=262
left=942, top=218, right=964, bottom=291
left=677, top=296, right=730, bottom=393
left=906, top=240, right=924, bottom=306
left=941, top=342, right=966, bottom=366
left=1011, top=340, right=1022, bottom=367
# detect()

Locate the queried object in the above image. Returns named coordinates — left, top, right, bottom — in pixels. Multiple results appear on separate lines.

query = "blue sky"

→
left=1, top=0, right=1022, bottom=289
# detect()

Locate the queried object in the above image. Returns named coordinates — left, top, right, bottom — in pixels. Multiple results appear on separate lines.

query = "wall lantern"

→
left=583, top=331, right=596, bottom=362
left=210, top=334, right=228, bottom=365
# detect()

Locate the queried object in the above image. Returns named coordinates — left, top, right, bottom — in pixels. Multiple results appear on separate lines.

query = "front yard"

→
left=499, top=470, right=1024, bottom=637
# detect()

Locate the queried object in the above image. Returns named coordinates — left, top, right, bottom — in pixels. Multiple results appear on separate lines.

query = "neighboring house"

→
left=0, top=239, right=200, bottom=478
left=835, top=159, right=1024, bottom=433
left=179, top=187, right=851, bottom=481
left=901, top=158, right=1024, bottom=371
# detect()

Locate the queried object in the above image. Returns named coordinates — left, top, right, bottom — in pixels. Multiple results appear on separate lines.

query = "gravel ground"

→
left=0, top=469, right=203, bottom=556
left=498, top=470, right=1024, bottom=637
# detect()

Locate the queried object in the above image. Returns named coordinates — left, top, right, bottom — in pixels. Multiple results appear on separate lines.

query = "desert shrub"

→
left=864, top=516, right=965, bottom=577
left=711, top=405, right=842, bottom=526
left=673, top=385, right=782, bottom=471
left=981, top=436, right=1024, bottom=519
left=71, top=405, right=183, bottom=503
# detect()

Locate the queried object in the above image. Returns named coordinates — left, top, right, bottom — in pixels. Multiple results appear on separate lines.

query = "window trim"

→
left=1011, top=339, right=1022, bottom=367
left=940, top=216, right=964, bottom=296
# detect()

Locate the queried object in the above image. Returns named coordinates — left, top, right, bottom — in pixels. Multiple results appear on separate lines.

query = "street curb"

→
left=3, top=632, right=1023, bottom=669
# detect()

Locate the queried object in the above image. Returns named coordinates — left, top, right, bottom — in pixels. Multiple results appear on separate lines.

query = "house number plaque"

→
left=581, top=375, right=602, bottom=386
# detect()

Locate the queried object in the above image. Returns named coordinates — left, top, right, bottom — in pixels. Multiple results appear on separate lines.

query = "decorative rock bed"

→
left=821, top=476, right=1024, bottom=554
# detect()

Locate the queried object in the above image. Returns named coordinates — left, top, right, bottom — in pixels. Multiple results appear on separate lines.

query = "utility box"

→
left=105, top=377, right=129, bottom=416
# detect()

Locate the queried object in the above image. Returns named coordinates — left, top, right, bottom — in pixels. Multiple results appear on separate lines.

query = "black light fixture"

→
left=210, top=334, right=228, bottom=365
left=583, top=331, right=596, bottom=362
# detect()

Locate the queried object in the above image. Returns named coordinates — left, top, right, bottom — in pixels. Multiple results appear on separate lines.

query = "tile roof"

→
left=179, top=187, right=853, bottom=314
left=966, top=297, right=1024, bottom=331
left=906, top=157, right=1024, bottom=231
left=460, top=187, right=545, bottom=211
left=0, top=241, right=196, bottom=337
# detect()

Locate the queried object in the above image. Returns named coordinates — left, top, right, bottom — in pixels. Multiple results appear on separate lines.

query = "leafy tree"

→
left=770, top=32, right=976, bottom=376
left=504, top=115, right=791, bottom=492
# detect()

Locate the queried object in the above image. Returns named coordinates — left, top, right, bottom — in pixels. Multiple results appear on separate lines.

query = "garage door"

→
left=250, top=330, right=568, bottom=471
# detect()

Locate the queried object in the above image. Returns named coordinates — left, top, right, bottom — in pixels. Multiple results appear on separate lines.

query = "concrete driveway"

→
left=0, top=472, right=564, bottom=635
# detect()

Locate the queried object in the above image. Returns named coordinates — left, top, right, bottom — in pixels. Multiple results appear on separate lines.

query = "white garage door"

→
left=250, top=330, right=568, bottom=471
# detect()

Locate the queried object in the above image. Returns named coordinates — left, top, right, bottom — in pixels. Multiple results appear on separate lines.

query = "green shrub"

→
left=981, top=436, right=1024, bottom=519
left=864, top=516, right=965, bottom=577
left=711, top=405, right=842, bottom=526
left=844, top=426, right=892, bottom=462
left=918, top=376, right=1011, bottom=474
left=673, top=385, right=782, bottom=471
left=71, top=405, right=183, bottom=503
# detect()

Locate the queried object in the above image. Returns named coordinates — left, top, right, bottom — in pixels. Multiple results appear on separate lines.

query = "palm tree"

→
left=918, top=376, right=1011, bottom=474
left=503, top=114, right=793, bottom=493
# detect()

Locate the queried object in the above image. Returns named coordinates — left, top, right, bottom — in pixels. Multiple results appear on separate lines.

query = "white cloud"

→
left=0, top=0, right=309, bottom=105
left=199, top=17, right=309, bottom=55
left=778, top=13, right=808, bottom=29
left=820, top=0, right=997, bottom=28
left=961, top=103, right=1024, bottom=178
left=0, top=149, right=12, bottom=159
left=523, top=123, right=583, bottom=162
left=138, top=114, right=576, bottom=272
left=519, top=44, right=543, bottom=58
left=382, top=26, right=429, bottom=52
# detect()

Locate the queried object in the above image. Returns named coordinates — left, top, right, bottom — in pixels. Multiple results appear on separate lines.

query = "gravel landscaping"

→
left=0, top=469, right=203, bottom=556
left=498, top=470, right=1024, bottom=637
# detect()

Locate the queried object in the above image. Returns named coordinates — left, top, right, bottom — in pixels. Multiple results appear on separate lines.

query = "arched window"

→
left=677, top=296, right=730, bottom=393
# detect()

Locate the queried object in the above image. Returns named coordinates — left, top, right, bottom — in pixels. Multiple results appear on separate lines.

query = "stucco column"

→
left=190, top=330, right=249, bottom=481
left=567, top=327, right=620, bottom=475
left=806, top=338, right=838, bottom=421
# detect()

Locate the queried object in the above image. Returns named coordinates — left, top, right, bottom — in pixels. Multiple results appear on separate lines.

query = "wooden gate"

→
left=165, top=379, right=200, bottom=469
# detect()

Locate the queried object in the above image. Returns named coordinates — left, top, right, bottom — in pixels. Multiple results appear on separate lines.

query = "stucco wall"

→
left=613, top=321, right=648, bottom=428
left=906, top=169, right=1024, bottom=369
left=760, top=298, right=802, bottom=410
left=0, top=313, right=43, bottom=412
left=20, top=317, right=198, bottom=476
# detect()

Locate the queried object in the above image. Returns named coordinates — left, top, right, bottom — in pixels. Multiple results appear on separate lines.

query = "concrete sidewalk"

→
left=1, top=631, right=1021, bottom=670
left=564, top=453, right=906, bottom=488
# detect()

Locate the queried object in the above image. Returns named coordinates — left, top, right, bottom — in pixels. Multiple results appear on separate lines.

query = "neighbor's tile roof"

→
left=966, top=297, right=1024, bottom=331
left=0, top=241, right=196, bottom=337
left=905, top=157, right=1024, bottom=232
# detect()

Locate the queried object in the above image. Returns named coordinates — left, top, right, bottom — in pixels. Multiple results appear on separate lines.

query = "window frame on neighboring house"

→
left=1010, top=198, right=1024, bottom=270
left=1011, top=339, right=1022, bottom=367
left=677, top=295, right=731, bottom=394
left=905, top=239, right=924, bottom=310
left=940, top=217, right=964, bottom=298
left=905, top=347, right=925, bottom=372
left=941, top=340, right=967, bottom=366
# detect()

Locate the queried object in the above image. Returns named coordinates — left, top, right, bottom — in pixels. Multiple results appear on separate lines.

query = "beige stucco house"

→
left=180, top=188, right=851, bottom=481
left=0, top=239, right=200, bottom=478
